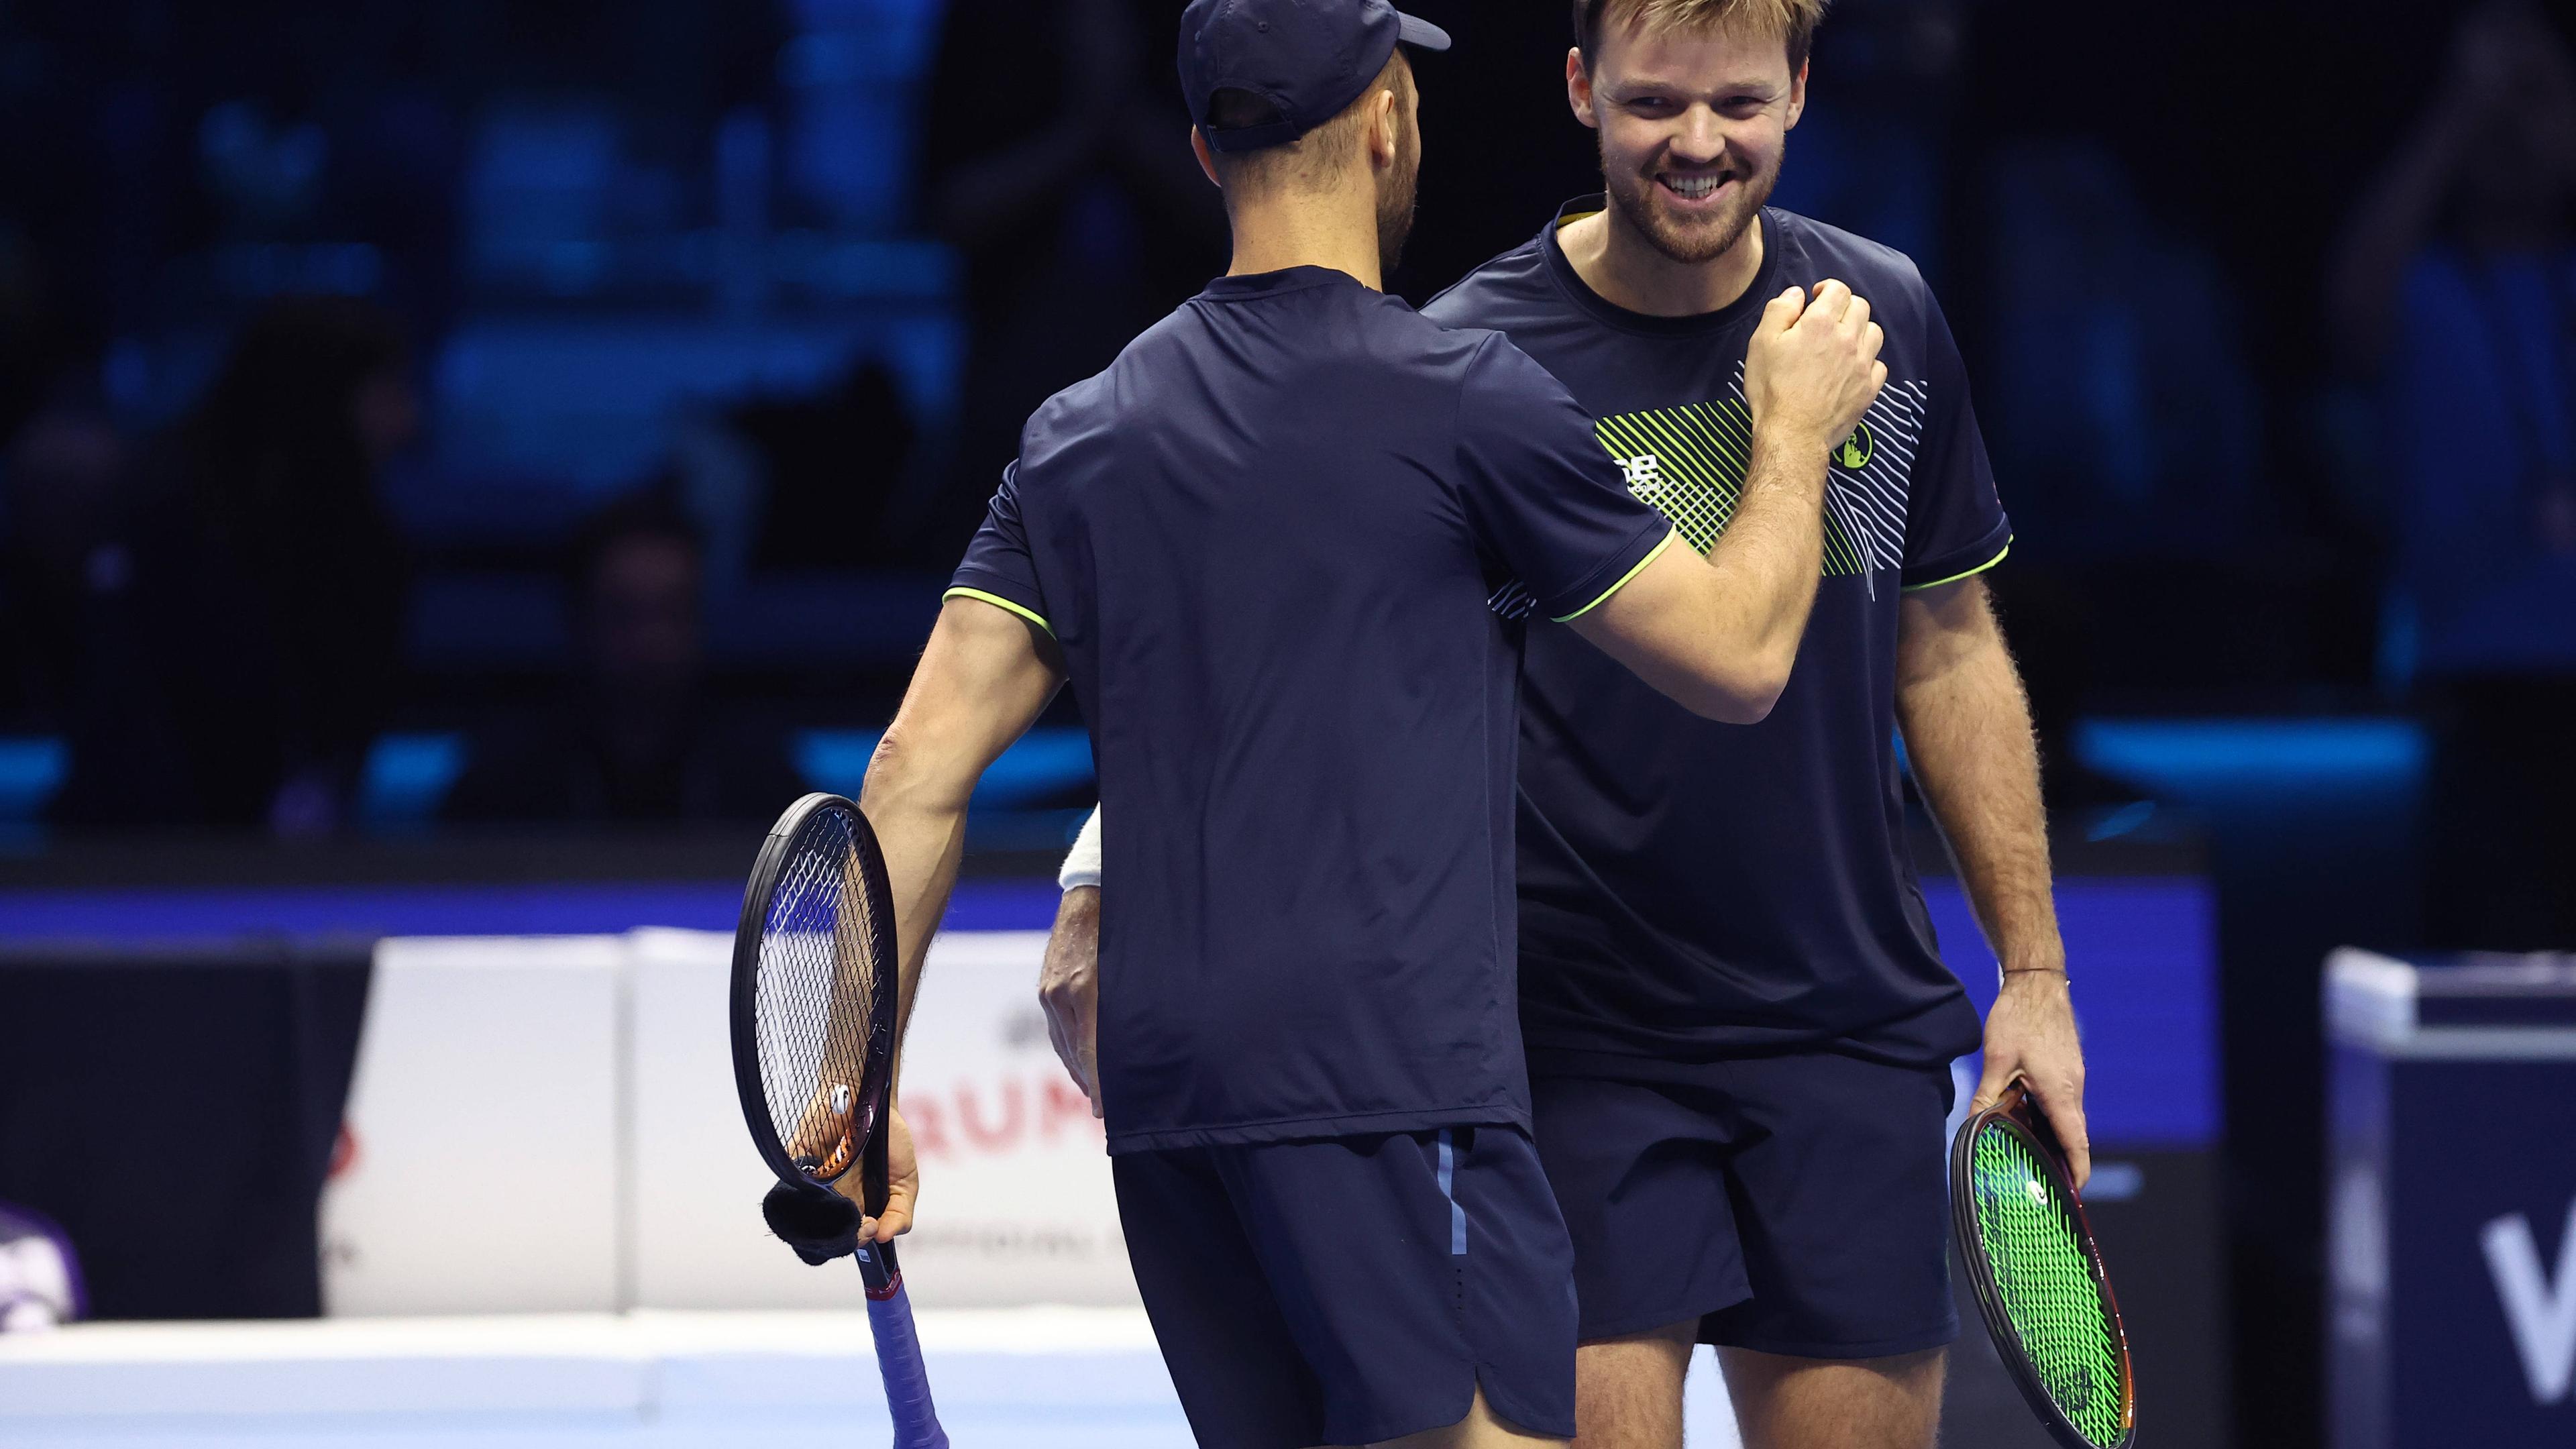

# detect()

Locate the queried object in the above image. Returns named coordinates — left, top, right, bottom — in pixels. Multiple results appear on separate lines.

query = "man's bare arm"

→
left=861, top=597, right=1067, bottom=1044
left=1040, top=884, right=1104, bottom=1117
left=1570, top=280, right=1885, bottom=722
left=1894, top=576, right=2088, bottom=1186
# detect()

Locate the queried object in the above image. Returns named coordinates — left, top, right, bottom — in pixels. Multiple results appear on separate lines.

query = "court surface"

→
left=0, top=1307, right=1746, bottom=1447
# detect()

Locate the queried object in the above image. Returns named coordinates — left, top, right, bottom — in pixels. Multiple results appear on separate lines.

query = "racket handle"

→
left=857, top=1243, right=947, bottom=1449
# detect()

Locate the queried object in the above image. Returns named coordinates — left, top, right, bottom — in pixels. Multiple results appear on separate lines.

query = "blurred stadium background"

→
left=0, top=0, right=2569, bottom=1445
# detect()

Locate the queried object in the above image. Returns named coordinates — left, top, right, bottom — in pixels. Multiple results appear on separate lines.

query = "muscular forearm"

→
left=1896, top=595, right=2061, bottom=975
left=1911, top=585, right=2087, bottom=1175
left=857, top=598, right=1067, bottom=1049
left=1570, top=281, right=1880, bottom=722
left=1039, top=883, right=1104, bottom=1112
left=859, top=734, right=974, bottom=1042
left=1701, top=430, right=1833, bottom=686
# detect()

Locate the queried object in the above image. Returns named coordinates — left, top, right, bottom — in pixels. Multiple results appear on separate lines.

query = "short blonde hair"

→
left=1572, top=0, right=1831, bottom=73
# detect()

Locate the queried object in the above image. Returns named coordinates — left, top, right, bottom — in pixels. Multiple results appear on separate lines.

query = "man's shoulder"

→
left=1020, top=366, right=1122, bottom=464
left=1769, top=209, right=1934, bottom=310
left=1020, top=290, right=1517, bottom=468
left=1020, top=303, right=1214, bottom=454
left=1421, top=233, right=1559, bottom=330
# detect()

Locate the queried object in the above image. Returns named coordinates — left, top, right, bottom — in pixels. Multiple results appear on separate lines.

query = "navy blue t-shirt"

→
left=950, top=266, right=1673, bottom=1152
left=1424, top=201, right=2012, bottom=1072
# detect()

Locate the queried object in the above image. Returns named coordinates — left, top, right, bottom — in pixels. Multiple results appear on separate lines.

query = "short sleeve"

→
left=1900, top=295, right=2014, bottom=590
left=945, top=462, right=1054, bottom=635
left=1454, top=335, right=1676, bottom=622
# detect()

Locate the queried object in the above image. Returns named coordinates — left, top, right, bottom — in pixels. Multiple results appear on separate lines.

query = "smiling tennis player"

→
left=1044, top=3, right=2088, bottom=1448
left=851, top=2, right=1889, bottom=1444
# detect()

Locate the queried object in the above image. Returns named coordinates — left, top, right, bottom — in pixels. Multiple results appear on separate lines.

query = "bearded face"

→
left=1578, top=19, right=1802, bottom=267
left=1598, top=107, right=1781, bottom=266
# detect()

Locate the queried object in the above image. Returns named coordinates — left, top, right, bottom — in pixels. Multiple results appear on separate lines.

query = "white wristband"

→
left=1059, top=806, right=1103, bottom=892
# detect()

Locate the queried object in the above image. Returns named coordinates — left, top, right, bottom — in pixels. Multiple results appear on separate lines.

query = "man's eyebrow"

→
left=1605, top=76, right=1781, bottom=101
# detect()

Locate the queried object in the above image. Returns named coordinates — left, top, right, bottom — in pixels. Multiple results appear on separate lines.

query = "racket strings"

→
left=751, top=806, right=888, bottom=1182
left=1970, top=1128, right=2127, bottom=1447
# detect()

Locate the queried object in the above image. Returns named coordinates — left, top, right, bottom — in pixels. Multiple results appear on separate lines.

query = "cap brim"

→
left=1395, top=12, right=1451, bottom=51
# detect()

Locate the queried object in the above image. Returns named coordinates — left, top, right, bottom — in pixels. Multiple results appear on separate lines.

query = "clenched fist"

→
left=1743, top=279, right=1888, bottom=457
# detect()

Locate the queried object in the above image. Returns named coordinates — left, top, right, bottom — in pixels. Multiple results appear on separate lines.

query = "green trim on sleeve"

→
left=944, top=586, right=1055, bottom=638
left=1552, top=527, right=1680, bottom=623
left=1901, top=541, right=2012, bottom=594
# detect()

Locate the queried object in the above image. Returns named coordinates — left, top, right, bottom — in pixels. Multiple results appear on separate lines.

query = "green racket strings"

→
left=1971, top=1128, right=2125, bottom=1446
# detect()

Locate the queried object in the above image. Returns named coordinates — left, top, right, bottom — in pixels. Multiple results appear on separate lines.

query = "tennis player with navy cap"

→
left=839, top=1, right=1886, bottom=1444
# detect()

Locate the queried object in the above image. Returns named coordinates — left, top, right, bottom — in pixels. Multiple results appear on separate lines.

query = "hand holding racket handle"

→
left=1991, top=1079, right=2082, bottom=1192
left=1950, top=1076, right=2137, bottom=1448
left=733, top=796, right=949, bottom=1449
left=857, top=1240, right=949, bottom=1448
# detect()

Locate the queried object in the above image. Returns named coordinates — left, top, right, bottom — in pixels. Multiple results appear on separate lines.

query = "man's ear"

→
left=1785, top=60, right=1808, bottom=130
left=1366, top=85, right=1401, bottom=168
left=1191, top=126, right=1224, bottom=189
left=1566, top=47, right=1600, bottom=129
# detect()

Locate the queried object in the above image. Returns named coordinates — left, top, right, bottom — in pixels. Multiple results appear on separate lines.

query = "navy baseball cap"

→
left=1181, top=0, right=1452, bottom=154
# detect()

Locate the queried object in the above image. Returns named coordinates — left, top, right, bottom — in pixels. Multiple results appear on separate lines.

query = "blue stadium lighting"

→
left=795, top=727, right=1094, bottom=809
left=0, top=737, right=68, bottom=833
left=2073, top=718, right=2429, bottom=798
left=358, top=734, right=471, bottom=832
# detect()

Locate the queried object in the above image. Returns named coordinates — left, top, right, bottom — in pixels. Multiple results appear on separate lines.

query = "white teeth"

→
left=1662, top=174, right=1725, bottom=199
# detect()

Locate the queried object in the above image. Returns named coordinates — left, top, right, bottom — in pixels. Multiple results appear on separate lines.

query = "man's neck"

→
left=1558, top=202, right=1766, bottom=319
left=1224, top=189, right=1383, bottom=291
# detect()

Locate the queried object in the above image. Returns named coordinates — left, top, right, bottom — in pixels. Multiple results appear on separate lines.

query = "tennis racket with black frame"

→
left=1950, top=1079, right=2138, bottom=1449
left=731, top=792, right=948, bottom=1448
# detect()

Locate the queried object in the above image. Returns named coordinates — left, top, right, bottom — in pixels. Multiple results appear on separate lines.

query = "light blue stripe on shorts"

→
left=1435, top=1128, right=1466, bottom=1255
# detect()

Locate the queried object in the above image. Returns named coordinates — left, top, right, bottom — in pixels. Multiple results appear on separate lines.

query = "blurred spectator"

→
left=731, top=358, right=919, bottom=573
left=1971, top=138, right=2267, bottom=789
left=1984, top=139, right=2265, bottom=563
left=442, top=486, right=802, bottom=825
left=916, top=0, right=1224, bottom=552
left=54, top=296, right=415, bottom=834
left=0, top=401, right=129, bottom=726
left=2330, top=0, right=2576, bottom=948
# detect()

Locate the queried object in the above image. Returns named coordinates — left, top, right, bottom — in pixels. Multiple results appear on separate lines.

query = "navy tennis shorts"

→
left=1529, top=1052, right=1960, bottom=1359
left=1112, top=1124, right=1578, bottom=1449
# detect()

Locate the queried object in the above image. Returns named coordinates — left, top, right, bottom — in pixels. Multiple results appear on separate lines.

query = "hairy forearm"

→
left=1049, top=884, right=1100, bottom=956
left=857, top=600, right=1068, bottom=1051
left=1703, top=431, right=1831, bottom=679
left=1570, top=431, right=1833, bottom=722
left=1036, top=882, right=1106, bottom=1114
left=859, top=732, right=975, bottom=1043
left=1896, top=602, right=2061, bottom=975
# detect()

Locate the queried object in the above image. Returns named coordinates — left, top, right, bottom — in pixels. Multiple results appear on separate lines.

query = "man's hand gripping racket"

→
left=1951, top=1075, right=2137, bottom=1449
left=732, top=793, right=949, bottom=1448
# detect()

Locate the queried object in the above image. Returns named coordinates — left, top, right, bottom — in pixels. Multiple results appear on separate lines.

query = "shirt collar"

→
left=1538, top=195, right=1786, bottom=338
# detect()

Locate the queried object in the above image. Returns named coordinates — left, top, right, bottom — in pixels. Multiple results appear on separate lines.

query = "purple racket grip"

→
left=857, top=1240, right=947, bottom=1448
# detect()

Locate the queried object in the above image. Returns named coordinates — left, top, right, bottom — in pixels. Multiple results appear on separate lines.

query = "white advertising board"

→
left=322, top=928, right=1135, bottom=1316
left=319, top=936, right=625, bottom=1316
